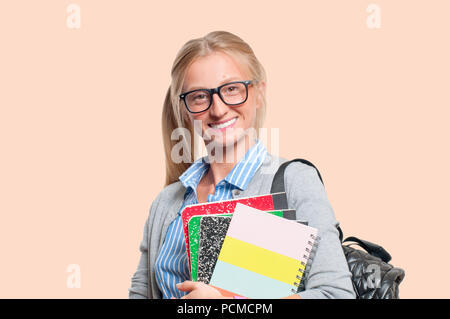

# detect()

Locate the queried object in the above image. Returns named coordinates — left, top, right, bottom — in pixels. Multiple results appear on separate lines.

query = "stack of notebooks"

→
left=181, top=192, right=320, bottom=299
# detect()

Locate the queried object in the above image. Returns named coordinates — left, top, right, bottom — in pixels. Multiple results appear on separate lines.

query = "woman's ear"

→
left=181, top=105, right=192, bottom=125
left=255, top=80, right=266, bottom=110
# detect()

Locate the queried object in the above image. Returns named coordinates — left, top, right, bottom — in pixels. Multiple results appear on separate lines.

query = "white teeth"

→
left=209, top=117, right=237, bottom=129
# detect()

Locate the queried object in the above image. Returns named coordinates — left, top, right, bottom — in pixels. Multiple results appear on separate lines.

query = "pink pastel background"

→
left=0, top=0, right=448, bottom=298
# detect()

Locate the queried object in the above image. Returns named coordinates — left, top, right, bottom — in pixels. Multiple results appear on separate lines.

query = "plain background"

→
left=0, top=0, right=448, bottom=298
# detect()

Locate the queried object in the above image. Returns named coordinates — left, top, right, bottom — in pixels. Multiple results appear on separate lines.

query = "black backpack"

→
left=270, top=159, right=406, bottom=299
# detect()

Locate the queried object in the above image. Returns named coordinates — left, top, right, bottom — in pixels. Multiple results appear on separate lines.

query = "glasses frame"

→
left=179, top=80, right=256, bottom=114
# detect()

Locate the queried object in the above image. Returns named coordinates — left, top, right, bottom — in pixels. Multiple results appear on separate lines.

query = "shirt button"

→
left=232, top=189, right=241, bottom=197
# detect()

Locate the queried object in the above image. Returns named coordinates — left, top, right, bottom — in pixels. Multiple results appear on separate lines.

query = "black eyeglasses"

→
left=179, top=80, right=256, bottom=114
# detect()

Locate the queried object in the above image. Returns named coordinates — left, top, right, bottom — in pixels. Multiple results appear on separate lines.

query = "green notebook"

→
left=188, top=209, right=296, bottom=281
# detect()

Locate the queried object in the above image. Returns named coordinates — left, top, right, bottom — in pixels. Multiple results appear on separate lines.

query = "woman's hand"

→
left=173, top=280, right=302, bottom=299
left=174, top=281, right=230, bottom=299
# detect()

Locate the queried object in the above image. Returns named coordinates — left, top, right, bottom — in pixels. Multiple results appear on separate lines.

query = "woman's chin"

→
left=205, top=133, right=249, bottom=153
left=207, top=136, right=236, bottom=149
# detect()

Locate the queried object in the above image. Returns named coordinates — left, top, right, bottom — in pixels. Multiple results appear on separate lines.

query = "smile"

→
left=208, top=117, right=238, bottom=129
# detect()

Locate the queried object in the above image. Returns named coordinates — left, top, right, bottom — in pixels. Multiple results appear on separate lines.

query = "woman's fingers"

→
left=176, top=280, right=197, bottom=292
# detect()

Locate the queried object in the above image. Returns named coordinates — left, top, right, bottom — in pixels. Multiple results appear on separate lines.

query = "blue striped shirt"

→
left=154, top=140, right=268, bottom=299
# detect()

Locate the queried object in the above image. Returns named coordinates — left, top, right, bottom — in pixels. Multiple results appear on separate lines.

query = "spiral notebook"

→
left=188, top=209, right=297, bottom=282
left=181, top=192, right=288, bottom=268
left=209, top=203, right=319, bottom=299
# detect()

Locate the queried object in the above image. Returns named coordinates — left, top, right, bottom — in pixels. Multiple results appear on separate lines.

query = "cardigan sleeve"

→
left=284, top=162, right=356, bottom=299
left=128, top=182, right=185, bottom=299
left=129, top=193, right=164, bottom=299
left=128, top=215, right=150, bottom=299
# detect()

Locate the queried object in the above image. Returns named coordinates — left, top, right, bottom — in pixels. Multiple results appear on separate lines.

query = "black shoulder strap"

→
left=270, top=159, right=324, bottom=193
left=270, top=158, right=343, bottom=241
left=343, top=237, right=392, bottom=263
left=270, top=158, right=392, bottom=263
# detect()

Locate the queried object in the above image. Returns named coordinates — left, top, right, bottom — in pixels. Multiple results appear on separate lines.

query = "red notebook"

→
left=181, top=192, right=288, bottom=268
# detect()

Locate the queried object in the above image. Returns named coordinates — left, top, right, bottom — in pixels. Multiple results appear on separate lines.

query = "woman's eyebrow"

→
left=184, top=76, right=242, bottom=92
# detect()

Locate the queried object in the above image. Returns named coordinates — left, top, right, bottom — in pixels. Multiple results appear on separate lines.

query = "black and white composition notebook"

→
left=197, top=215, right=232, bottom=284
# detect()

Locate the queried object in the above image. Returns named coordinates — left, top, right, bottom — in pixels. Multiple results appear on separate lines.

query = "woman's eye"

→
left=193, top=93, right=207, bottom=100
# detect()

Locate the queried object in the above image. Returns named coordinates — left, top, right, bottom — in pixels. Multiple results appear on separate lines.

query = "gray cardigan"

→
left=128, top=154, right=356, bottom=299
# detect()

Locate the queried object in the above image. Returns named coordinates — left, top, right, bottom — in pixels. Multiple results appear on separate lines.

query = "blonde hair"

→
left=162, top=31, right=267, bottom=186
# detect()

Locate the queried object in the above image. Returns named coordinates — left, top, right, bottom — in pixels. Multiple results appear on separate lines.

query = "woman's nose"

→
left=208, top=93, right=228, bottom=118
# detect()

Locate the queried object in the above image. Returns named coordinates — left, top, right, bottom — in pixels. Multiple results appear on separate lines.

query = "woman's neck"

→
left=205, top=136, right=256, bottom=187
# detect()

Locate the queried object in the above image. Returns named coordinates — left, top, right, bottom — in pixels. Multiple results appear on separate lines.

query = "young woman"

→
left=129, top=31, right=355, bottom=299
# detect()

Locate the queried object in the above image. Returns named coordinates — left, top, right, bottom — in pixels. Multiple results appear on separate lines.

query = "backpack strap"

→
left=270, top=158, right=343, bottom=241
left=343, top=237, right=392, bottom=263
left=270, top=158, right=392, bottom=263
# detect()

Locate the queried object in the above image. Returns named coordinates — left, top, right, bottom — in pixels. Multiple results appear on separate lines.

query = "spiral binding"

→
left=291, top=233, right=321, bottom=293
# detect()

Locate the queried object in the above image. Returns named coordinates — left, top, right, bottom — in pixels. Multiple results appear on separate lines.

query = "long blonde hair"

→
left=162, top=31, right=267, bottom=186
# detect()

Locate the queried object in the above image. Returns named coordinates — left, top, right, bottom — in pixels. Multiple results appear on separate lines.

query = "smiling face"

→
left=181, top=51, right=264, bottom=156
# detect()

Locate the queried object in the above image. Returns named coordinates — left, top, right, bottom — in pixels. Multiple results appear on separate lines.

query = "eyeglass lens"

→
left=185, top=82, right=247, bottom=113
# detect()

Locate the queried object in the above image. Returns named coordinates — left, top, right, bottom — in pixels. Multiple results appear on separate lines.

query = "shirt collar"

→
left=223, top=139, right=267, bottom=191
left=179, top=157, right=209, bottom=192
left=178, top=139, right=268, bottom=193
